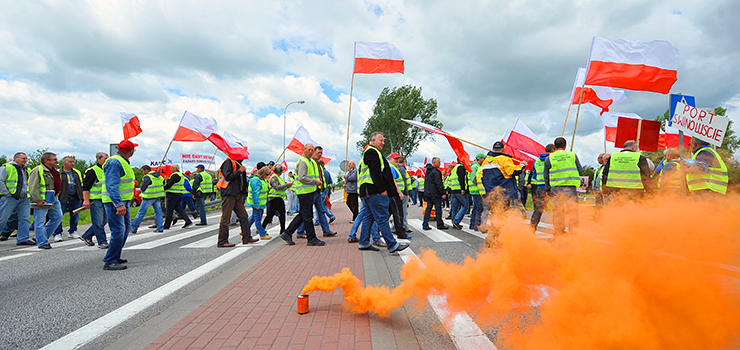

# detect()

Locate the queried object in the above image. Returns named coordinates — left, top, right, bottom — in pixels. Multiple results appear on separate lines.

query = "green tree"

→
left=335, top=171, right=345, bottom=189
left=356, top=85, right=441, bottom=158
left=0, top=155, right=7, bottom=167
left=26, top=148, right=49, bottom=169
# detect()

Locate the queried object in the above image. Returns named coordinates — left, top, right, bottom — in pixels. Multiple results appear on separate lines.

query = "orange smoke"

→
left=302, top=196, right=740, bottom=349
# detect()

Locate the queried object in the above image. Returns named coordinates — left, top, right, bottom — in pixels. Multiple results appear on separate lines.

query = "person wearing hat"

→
left=479, top=141, right=526, bottom=245
left=528, top=144, right=554, bottom=232
left=468, top=153, right=486, bottom=231
left=101, top=140, right=138, bottom=270
left=192, top=164, right=214, bottom=225
left=163, top=164, right=194, bottom=230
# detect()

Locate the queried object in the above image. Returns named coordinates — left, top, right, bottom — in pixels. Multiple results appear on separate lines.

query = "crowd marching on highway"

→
left=0, top=129, right=728, bottom=270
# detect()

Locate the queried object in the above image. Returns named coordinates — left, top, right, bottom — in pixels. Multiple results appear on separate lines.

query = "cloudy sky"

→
left=1, top=0, right=738, bottom=175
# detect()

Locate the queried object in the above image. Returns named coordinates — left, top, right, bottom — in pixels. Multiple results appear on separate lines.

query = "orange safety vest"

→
left=216, top=158, right=238, bottom=190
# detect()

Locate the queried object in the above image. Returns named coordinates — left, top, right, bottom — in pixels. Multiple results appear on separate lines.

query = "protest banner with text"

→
left=181, top=153, right=215, bottom=165
left=671, top=102, right=729, bottom=147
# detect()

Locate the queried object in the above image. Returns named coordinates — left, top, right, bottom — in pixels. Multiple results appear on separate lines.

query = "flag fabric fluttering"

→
left=286, top=125, right=336, bottom=164
left=658, top=126, right=692, bottom=150
left=502, top=118, right=546, bottom=157
left=120, top=112, right=143, bottom=140
left=602, top=112, right=641, bottom=143
left=585, top=37, right=680, bottom=94
left=173, top=111, right=218, bottom=142
left=214, top=131, right=250, bottom=160
left=570, top=67, right=627, bottom=115
left=281, top=160, right=289, bottom=172
left=402, top=119, right=472, bottom=172
left=353, top=42, right=404, bottom=74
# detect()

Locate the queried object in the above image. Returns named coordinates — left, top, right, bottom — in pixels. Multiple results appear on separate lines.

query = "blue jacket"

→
left=530, top=153, right=549, bottom=189
left=246, top=175, right=263, bottom=208
left=104, top=156, right=127, bottom=207
left=480, top=151, right=523, bottom=200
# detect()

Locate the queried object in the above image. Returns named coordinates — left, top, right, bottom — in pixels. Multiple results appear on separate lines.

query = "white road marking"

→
left=124, top=226, right=215, bottom=250
left=39, top=247, right=252, bottom=350
left=408, top=219, right=462, bottom=243
left=180, top=225, right=279, bottom=248
left=0, top=253, right=34, bottom=262
left=398, top=249, right=497, bottom=350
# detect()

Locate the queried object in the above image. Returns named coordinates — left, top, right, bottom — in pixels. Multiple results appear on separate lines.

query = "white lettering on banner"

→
left=180, top=153, right=215, bottom=164
left=149, top=157, right=173, bottom=167
left=671, top=102, right=730, bottom=147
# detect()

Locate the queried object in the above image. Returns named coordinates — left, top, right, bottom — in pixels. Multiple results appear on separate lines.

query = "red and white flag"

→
left=215, top=131, right=250, bottom=160
left=402, top=119, right=472, bottom=172
left=353, top=42, right=404, bottom=74
left=658, top=126, right=692, bottom=150
left=281, top=160, right=289, bottom=172
left=286, top=125, right=336, bottom=164
left=602, top=112, right=641, bottom=143
left=172, top=111, right=218, bottom=142
left=120, top=112, right=142, bottom=139
left=502, top=118, right=546, bottom=156
left=570, top=68, right=626, bottom=115
left=585, top=37, right=680, bottom=94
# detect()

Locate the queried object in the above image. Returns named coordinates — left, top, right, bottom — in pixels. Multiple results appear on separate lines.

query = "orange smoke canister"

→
left=297, top=294, right=309, bottom=314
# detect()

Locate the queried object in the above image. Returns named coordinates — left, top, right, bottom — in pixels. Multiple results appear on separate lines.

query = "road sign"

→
left=669, top=94, right=695, bottom=126
left=339, top=160, right=348, bottom=172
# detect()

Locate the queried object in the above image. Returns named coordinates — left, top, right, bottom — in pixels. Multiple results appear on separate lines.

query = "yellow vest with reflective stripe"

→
left=102, top=155, right=135, bottom=202
left=294, top=156, right=318, bottom=195
left=3, top=163, right=28, bottom=197
left=448, top=164, right=464, bottom=191
left=418, top=177, right=424, bottom=191
left=33, top=165, right=49, bottom=199
left=358, top=145, right=384, bottom=188
left=390, top=164, right=405, bottom=191
left=606, top=151, right=643, bottom=189
left=86, top=165, right=105, bottom=200
left=548, top=150, right=580, bottom=187
left=268, top=174, right=287, bottom=199
left=197, top=172, right=214, bottom=194
left=140, top=173, right=165, bottom=199
left=593, top=164, right=604, bottom=191
left=659, top=160, right=682, bottom=190
left=247, top=177, right=269, bottom=206
left=468, top=163, right=480, bottom=195
left=532, top=159, right=545, bottom=186
left=166, top=172, right=188, bottom=194
left=687, top=147, right=728, bottom=194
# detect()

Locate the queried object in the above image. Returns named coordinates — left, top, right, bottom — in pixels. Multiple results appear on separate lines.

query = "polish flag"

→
left=281, top=160, right=289, bottom=173
left=286, top=125, right=336, bottom=164
left=172, top=111, right=218, bottom=142
left=215, top=131, right=250, bottom=160
left=658, top=126, right=692, bottom=150
left=602, top=112, right=641, bottom=143
left=585, top=37, right=680, bottom=94
left=120, top=112, right=143, bottom=139
left=354, top=42, right=404, bottom=74
left=402, top=119, right=472, bottom=172
left=502, top=118, right=546, bottom=156
left=570, top=68, right=627, bottom=115
left=500, top=140, right=536, bottom=171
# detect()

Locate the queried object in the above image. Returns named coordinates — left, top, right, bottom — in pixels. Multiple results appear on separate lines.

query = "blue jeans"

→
left=313, top=191, right=331, bottom=233
left=131, top=198, right=164, bottom=231
left=195, top=193, right=208, bottom=224
left=2, top=209, right=17, bottom=235
left=359, top=193, right=399, bottom=251
left=411, top=189, right=418, bottom=205
left=550, top=186, right=578, bottom=235
left=320, top=189, right=335, bottom=219
left=248, top=207, right=267, bottom=236
left=33, top=192, right=63, bottom=247
left=104, top=201, right=130, bottom=265
left=0, top=195, right=31, bottom=243
left=470, top=195, right=483, bottom=229
left=55, top=196, right=82, bottom=235
left=348, top=200, right=380, bottom=242
left=450, top=193, right=469, bottom=225
left=82, top=199, right=108, bottom=244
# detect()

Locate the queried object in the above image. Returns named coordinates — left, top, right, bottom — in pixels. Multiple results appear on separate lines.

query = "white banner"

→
left=181, top=153, right=214, bottom=165
left=150, top=157, right=173, bottom=167
left=671, top=102, right=730, bottom=147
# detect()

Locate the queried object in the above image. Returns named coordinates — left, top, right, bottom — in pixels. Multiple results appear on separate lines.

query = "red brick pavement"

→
left=146, top=200, right=372, bottom=350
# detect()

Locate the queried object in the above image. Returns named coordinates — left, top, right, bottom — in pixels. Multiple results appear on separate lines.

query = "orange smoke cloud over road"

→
left=302, top=197, right=740, bottom=349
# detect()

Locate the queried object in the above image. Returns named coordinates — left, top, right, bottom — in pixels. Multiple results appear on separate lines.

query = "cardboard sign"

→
left=614, top=118, right=661, bottom=152
left=150, top=157, right=173, bottom=167
left=670, top=102, right=729, bottom=147
left=181, top=153, right=214, bottom=165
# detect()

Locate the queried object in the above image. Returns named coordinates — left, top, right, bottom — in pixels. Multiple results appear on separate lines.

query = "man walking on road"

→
left=163, top=165, right=193, bottom=230
left=216, top=156, right=254, bottom=247
left=357, top=132, right=409, bottom=253
left=422, top=157, right=448, bottom=230
left=56, top=156, right=83, bottom=239
left=131, top=165, right=164, bottom=233
left=102, top=140, right=137, bottom=270
left=81, top=152, right=109, bottom=248
left=0, top=152, right=33, bottom=245
left=529, top=144, right=554, bottom=232
left=448, top=158, right=468, bottom=230
left=468, top=153, right=485, bottom=231
left=192, top=164, right=214, bottom=226
left=29, top=152, right=63, bottom=249
left=544, top=137, right=582, bottom=236
left=280, top=144, right=326, bottom=246
left=602, top=140, right=653, bottom=202
left=344, top=160, right=358, bottom=222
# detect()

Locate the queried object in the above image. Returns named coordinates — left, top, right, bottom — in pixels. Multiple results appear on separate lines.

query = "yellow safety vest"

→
left=3, top=163, right=28, bottom=197
left=448, top=164, right=464, bottom=191
left=268, top=174, right=287, bottom=199
left=532, top=159, right=545, bottom=186
left=247, top=177, right=269, bottom=206
left=166, top=172, right=188, bottom=194
left=606, top=151, right=643, bottom=189
left=687, top=147, right=728, bottom=194
left=658, top=160, right=682, bottom=191
left=294, top=156, right=319, bottom=195
left=140, top=173, right=165, bottom=199
left=358, top=145, right=384, bottom=188
left=467, top=163, right=480, bottom=195
left=197, top=172, right=214, bottom=194
left=102, top=155, right=135, bottom=202
left=86, top=165, right=105, bottom=200
left=548, top=150, right=580, bottom=187
left=390, top=164, right=405, bottom=191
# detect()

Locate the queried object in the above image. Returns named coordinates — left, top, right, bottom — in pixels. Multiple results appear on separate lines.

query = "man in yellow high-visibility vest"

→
left=102, top=140, right=137, bottom=270
left=0, top=152, right=32, bottom=245
left=163, top=164, right=193, bottom=230
left=544, top=137, right=582, bottom=236
left=685, top=138, right=728, bottom=198
left=29, top=152, right=63, bottom=249
left=193, top=164, right=214, bottom=226
left=280, top=143, right=326, bottom=246
left=602, top=140, right=654, bottom=202
left=81, top=152, right=109, bottom=248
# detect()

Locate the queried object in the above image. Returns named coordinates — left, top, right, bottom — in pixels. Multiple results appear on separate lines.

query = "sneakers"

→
left=452, top=223, right=463, bottom=230
left=103, top=263, right=127, bottom=271
left=373, top=240, right=387, bottom=248
left=322, top=232, right=337, bottom=237
left=182, top=222, right=193, bottom=229
left=348, top=237, right=359, bottom=243
left=307, top=239, right=326, bottom=246
left=329, top=217, right=336, bottom=224
left=38, top=244, right=52, bottom=250
left=80, top=236, right=95, bottom=246
left=130, top=229, right=137, bottom=234
left=438, top=226, right=449, bottom=230
left=359, top=244, right=380, bottom=251
left=53, top=234, right=63, bottom=242
left=260, top=235, right=271, bottom=240
left=280, top=233, right=295, bottom=245
left=297, top=234, right=307, bottom=239
left=389, top=242, right=410, bottom=254
left=69, top=232, right=80, bottom=239
left=98, top=243, right=109, bottom=249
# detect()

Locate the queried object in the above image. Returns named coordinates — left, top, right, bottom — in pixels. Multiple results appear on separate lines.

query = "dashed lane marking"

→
left=408, top=219, right=463, bottom=243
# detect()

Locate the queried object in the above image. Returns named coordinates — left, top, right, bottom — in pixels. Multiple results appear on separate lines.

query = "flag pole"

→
left=275, top=148, right=287, bottom=164
left=561, top=103, right=573, bottom=137
left=159, top=111, right=187, bottom=170
left=570, top=84, right=586, bottom=151
left=208, top=149, right=218, bottom=171
left=344, top=73, right=356, bottom=181
left=636, top=119, right=643, bottom=149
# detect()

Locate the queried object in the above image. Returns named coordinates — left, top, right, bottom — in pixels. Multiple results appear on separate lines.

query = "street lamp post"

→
left=283, top=100, right=305, bottom=164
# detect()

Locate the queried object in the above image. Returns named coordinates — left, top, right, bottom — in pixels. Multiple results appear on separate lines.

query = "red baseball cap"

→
left=185, top=170, right=192, bottom=175
left=389, top=152, right=401, bottom=158
left=118, top=139, right=138, bottom=151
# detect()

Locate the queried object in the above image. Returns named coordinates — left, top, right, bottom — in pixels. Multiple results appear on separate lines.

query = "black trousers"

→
left=423, top=197, right=445, bottom=229
left=389, top=196, right=407, bottom=238
left=346, top=193, right=359, bottom=220
left=284, top=192, right=318, bottom=242
left=164, top=196, right=192, bottom=229
left=262, top=197, right=286, bottom=233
